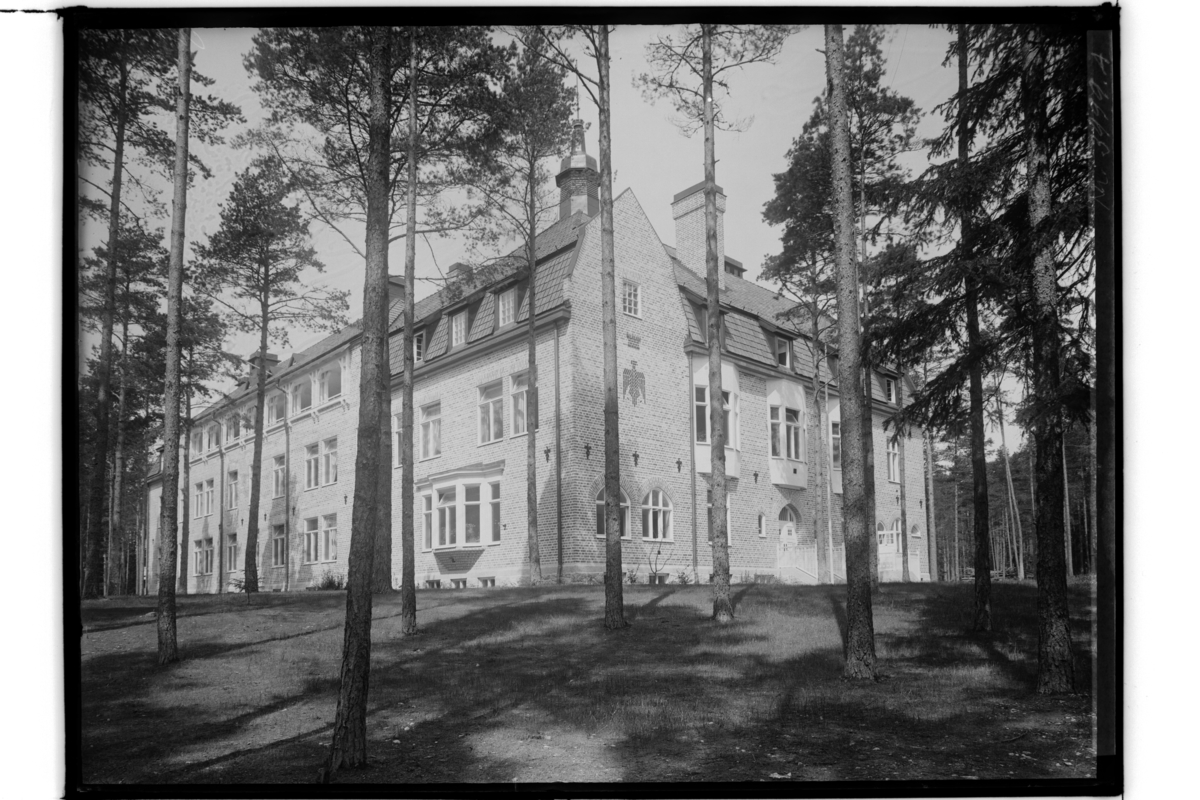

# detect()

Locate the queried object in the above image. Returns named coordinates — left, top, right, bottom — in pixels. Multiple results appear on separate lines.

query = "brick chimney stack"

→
left=247, top=350, right=280, bottom=385
left=672, top=181, right=726, bottom=290
left=555, top=119, right=600, bottom=221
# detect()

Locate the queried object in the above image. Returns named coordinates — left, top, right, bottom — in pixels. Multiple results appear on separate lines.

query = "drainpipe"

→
left=217, top=443, right=225, bottom=595
left=554, top=320, right=563, bottom=581
left=824, top=342, right=834, bottom=582
left=689, top=359, right=698, bottom=578
left=284, top=411, right=291, bottom=593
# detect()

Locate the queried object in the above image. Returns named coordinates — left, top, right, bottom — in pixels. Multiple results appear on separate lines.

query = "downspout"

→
left=689, top=358, right=698, bottom=578
left=217, top=443, right=225, bottom=594
left=824, top=342, right=834, bottom=582
left=284, top=411, right=291, bottom=593
left=555, top=320, right=563, bottom=581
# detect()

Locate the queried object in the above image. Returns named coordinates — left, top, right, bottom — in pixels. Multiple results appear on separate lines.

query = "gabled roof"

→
left=386, top=211, right=587, bottom=373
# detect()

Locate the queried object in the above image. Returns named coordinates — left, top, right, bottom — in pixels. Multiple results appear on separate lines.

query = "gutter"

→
left=555, top=319, right=563, bottom=581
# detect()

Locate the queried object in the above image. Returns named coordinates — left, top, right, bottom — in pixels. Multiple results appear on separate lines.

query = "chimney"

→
left=555, top=119, right=600, bottom=221
left=247, top=350, right=280, bottom=384
left=446, top=262, right=471, bottom=282
left=672, top=181, right=726, bottom=290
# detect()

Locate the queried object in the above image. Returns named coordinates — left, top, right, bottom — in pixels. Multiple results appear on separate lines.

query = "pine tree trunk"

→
left=325, top=27, right=391, bottom=777
left=1024, top=27, right=1075, bottom=694
left=373, top=368, right=392, bottom=593
left=898, top=376, right=909, bottom=582
left=924, top=425, right=938, bottom=581
left=83, top=45, right=129, bottom=601
left=809, top=325, right=828, bottom=583
left=1062, top=443, right=1073, bottom=577
left=526, top=158, right=542, bottom=584
left=178, top=392, right=192, bottom=595
left=1088, top=28, right=1116, bottom=752
left=243, top=308, right=270, bottom=594
left=954, top=24, right=992, bottom=632
left=826, top=23, right=875, bottom=679
left=157, top=28, right=190, bottom=665
left=399, top=32, right=419, bottom=634
left=996, top=391, right=1025, bottom=580
left=699, top=26, right=733, bottom=624
left=108, top=322, right=130, bottom=596
left=595, top=27, right=626, bottom=631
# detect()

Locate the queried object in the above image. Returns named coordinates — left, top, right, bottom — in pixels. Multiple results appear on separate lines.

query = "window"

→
left=305, top=443, right=320, bottom=490
left=479, top=577, right=496, bottom=588
left=595, top=488, right=630, bottom=540
left=271, top=524, right=286, bottom=567
left=268, top=393, right=287, bottom=424
left=512, top=373, right=530, bottom=435
left=191, top=430, right=203, bottom=457
left=622, top=280, right=641, bottom=317
left=303, top=517, right=320, bottom=564
left=759, top=513, right=767, bottom=538
left=273, top=455, right=286, bottom=498
left=422, top=494, right=433, bottom=550
left=641, top=489, right=673, bottom=541
left=451, top=311, right=468, bottom=347
left=199, top=539, right=213, bottom=575
left=206, top=424, right=222, bottom=452
left=227, top=471, right=238, bottom=510
left=437, top=488, right=457, bottom=547
left=478, top=381, right=503, bottom=444
left=420, top=402, right=441, bottom=460
left=193, top=540, right=203, bottom=575
left=887, top=436, right=900, bottom=483
left=194, top=482, right=204, bottom=519
left=319, top=363, right=342, bottom=402
left=451, top=578, right=468, bottom=589
left=831, top=421, right=842, bottom=470
left=319, top=514, right=334, bottom=561
left=464, top=485, right=481, bottom=545
left=414, top=330, right=425, bottom=362
left=786, top=408, right=803, bottom=461
left=694, top=386, right=732, bottom=445
left=226, top=534, right=238, bottom=571
left=706, top=490, right=734, bottom=549
left=885, top=378, right=896, bottom=405
left=770, top=407, right=781, bottom=457
left=694, top=303, right=708, bottom=342
left=775, top=336, right=791, bottom=368
left=227, top=413, right=241, bottom=441
left=293, top=379, right=312, bottom=414
left=490, top=482, right=501, bottom=543
left=322, top=437, right=338, bottom=484
left=204, top=479, right=214, bottom=516
left=498, top=287, right=517, bottom=327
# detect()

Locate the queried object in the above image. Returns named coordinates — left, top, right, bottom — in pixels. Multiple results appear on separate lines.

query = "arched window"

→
left=595, top=487, right=630, bottom=540
left=911, top=524, right=922, bottom=538
left=778, top=505, right=798, bottom=525
left=642, top=489, right=673, bottom=541
left=876, top=521, right=887, bottom=547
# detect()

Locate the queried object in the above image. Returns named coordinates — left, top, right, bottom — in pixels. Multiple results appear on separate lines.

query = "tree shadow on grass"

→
left=80, top=583, right=1100, bottom=787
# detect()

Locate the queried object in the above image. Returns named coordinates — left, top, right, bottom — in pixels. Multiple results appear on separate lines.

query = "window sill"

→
left=266, top=421, right=285, bottom=433
left=622, top=311, right=642, bottom=319
left=419, top=455, right=441, bottom=463
left=317, top=396, right=342, bottom=412
left=642, top=537, right=675, bottom=544
left=478, top=438, right=503, bottom=447
left=594, top=534, right=633, bottom=542
left=291, top=410, right=313, bottom=422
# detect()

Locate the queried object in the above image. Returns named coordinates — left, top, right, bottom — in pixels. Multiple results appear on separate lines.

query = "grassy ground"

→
left=79, top=580, right=1096, bottom=785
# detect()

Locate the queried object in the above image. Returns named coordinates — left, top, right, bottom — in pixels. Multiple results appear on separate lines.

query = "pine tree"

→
left=192, top=156, right=348, bottom=595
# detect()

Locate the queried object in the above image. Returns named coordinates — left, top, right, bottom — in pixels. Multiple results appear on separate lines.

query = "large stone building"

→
left=142, top=123, right=931, bottom=594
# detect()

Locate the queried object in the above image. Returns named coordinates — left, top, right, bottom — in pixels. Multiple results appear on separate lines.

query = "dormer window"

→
left=414, top=329, right=425, bottom=362
left=451, top=311, right=468, bottom=348
left=885, top=378, right=896, bottom=405
left=292, top=379, right=312, bottom=413
left=318, top=363, right=342, bottom=402
left=497, top=287, right=517, bottom=327
left=774, top=335, right=791, bottom=369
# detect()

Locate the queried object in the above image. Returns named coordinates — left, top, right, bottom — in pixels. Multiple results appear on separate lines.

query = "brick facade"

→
left=143, top=139, right=931, bottom=594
